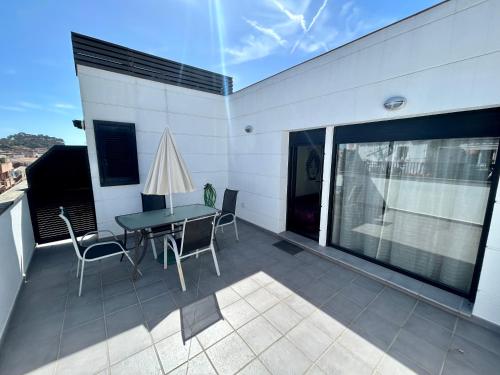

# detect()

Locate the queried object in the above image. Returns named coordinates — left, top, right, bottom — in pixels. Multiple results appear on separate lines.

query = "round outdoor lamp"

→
left=384, top=96, right=407, bottom=111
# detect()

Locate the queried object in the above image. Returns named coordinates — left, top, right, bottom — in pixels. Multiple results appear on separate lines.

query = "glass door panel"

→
left=331, top=137, right=499, bottom=295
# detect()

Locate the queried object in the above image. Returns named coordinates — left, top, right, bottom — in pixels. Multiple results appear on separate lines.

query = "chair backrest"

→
left=58, top=207, right=82, bottom=259
left=141, top=193, right=166, bottom=212
left=180, top=214, right=216, bottom=255
left=222, top=189, right=238, bottom=214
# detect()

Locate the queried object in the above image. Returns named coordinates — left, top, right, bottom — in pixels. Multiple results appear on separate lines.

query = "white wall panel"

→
left=79, top=66, right=229, bottom=236
left=486, top=202, right=500, bottom=252
left=474, top=247, right=500, bottom=325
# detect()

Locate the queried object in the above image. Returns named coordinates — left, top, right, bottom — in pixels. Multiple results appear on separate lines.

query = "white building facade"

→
left=76, top=0, right=500, bottom=326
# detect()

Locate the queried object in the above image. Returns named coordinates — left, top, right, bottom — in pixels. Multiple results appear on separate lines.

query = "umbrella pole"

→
left=167, top=144, right=174, bottom=215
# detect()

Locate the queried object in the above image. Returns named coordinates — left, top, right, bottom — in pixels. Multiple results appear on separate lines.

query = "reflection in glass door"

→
left=331, top=137, right=499, bottom=296
left=287, top=129, right=325, bottom=240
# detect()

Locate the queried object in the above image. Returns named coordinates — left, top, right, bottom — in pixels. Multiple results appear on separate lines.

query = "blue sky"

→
left=0, top=0, right=440, bottom=145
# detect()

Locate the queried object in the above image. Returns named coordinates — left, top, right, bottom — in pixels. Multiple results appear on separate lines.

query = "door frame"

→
left=326, top=107, right=500, bottom=301
left=286, top=128, right=326, bottom=240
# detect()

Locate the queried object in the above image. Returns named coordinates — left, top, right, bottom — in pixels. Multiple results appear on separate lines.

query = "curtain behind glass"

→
left=331, top=137, right=498, bottom=294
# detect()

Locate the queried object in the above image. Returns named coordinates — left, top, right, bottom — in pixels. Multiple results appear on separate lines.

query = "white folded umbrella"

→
left=143, top=128, right=195, bottom=214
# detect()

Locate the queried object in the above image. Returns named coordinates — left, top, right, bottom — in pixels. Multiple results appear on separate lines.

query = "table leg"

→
left=120, top=229, right=128, bottom=262
left=132, top=230, right=150, bottom=281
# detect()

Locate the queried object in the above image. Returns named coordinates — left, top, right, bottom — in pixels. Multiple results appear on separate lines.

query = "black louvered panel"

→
left=71, top=32, right=233, bottom=95
left=94, top=120, right=140, bottom=187
left=26, top=145, right=97, bottom=244
left=35, top=203, right=96, bottom=242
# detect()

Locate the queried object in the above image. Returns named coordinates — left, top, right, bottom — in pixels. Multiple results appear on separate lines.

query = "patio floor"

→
left=1, top=221, right=500, bottom=375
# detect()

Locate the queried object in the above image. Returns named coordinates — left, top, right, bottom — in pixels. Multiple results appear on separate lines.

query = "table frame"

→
left=115, top=204, right=219, bottom=280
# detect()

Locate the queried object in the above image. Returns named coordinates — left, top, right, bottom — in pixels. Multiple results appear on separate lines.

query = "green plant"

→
left=203, top=183, right=216, bottom=207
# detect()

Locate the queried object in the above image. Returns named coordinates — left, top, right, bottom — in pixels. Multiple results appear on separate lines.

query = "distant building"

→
left=12, top=166, right=26, bottom=182
left=0, top=158, right=14, bottom=193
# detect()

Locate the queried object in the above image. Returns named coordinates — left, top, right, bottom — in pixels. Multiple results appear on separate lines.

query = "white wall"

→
left=77, top=65, right=229, bottom=234
left=0, top=194, right=35, bottom=341
left=228, top=0, right=500, bottom=235
left=371, top=177, right=489, bottom=225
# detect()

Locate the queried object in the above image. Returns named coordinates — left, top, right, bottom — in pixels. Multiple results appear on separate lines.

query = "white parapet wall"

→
left=0, top=193, right=35, bottom=341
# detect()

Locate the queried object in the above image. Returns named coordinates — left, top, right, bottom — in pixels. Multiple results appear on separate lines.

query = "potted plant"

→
left=204, top=183, right=216, bottom=207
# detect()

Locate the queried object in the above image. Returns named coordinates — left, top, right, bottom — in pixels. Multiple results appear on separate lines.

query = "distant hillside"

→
left=0, top=132, right=64, bottom=150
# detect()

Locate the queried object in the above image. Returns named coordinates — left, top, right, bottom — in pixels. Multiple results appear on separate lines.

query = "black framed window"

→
left=93, top=120, right=140, bottom=187
left=328, top=108, right=500, bottom=300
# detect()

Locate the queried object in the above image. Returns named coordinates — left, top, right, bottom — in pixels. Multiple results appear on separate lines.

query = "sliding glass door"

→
left=329, top=109, right=500, bottom=298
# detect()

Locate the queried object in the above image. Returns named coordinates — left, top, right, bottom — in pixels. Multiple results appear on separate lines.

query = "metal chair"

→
left=215, top=189, right=239, bottom=241
left=58, top=207, right=138, bottom=296
left=141, top=193, right=170, bottom=259
left=164, top=214, right=220, bottom=291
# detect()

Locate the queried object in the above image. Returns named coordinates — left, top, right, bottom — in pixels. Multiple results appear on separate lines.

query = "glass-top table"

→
left=115, top=204, right=219, bottom=279
left=116, top=204, right=218, bottom=232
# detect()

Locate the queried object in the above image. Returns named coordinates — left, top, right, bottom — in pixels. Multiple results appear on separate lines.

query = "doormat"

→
left=273, top=240, right=303, bottom=255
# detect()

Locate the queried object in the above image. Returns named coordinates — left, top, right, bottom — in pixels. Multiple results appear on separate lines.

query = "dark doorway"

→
left=287, top=128, right=325, bottom=240
left=27, top=145, right=96, bottom=244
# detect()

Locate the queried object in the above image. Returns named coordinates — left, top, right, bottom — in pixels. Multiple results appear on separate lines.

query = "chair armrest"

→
left=80, top=230, right=118, bottom=246
left=165, top=234, right=178, bottom=249
left=82, top=240, right=125, bottom=258
left=216, top=213, right=235, bottom=226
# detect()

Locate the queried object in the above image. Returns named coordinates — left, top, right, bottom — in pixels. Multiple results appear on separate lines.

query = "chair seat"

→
left=218, top=212, right=234, bottom=225
left=79, top=241, right=125, bottom=259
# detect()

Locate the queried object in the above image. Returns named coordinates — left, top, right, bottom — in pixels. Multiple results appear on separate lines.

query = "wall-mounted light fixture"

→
left=383, top=96, right=406, bottom=111
left=244, top=125, right=253, bottom=133
left=73, top=119, right=85, bottom=130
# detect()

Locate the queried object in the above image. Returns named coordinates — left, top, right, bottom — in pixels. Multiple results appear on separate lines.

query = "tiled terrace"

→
left=1, top=222, right=500, bottom=375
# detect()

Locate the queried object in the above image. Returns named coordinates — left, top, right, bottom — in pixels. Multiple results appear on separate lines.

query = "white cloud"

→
left=296, top=27, right=338, bottom=53
left=341, top=3, right=394, bottom=42
left=225, top=34, right=278, bottom=64
left=340, top=0, right=355, bottom=17
left=245, top=18, right=287, bottom=47
left=290, top=1, right=333, bottom=54
left=0, top=101, right=78, bottom=116
left=19, top=101, right=42, bottom=110
left=0, top=105, right=25, bottom=112
left=222, top=0, right=397, bottom=66
left=226, top=0, right=334, bottom=64
left=307, top=0, right=329, bottom=32
left=225, top=13, right=291, bottom=64
left=271, top=0, right=307, bottom=32
left=54, top=103, right=76, bottom=109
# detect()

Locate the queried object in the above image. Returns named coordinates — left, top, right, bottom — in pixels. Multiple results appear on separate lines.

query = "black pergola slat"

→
left=72, top=33, right=228, bottom=81
left=72, top=32, right=233, bottom=95
left=75, top=54, right=226, bottom=94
